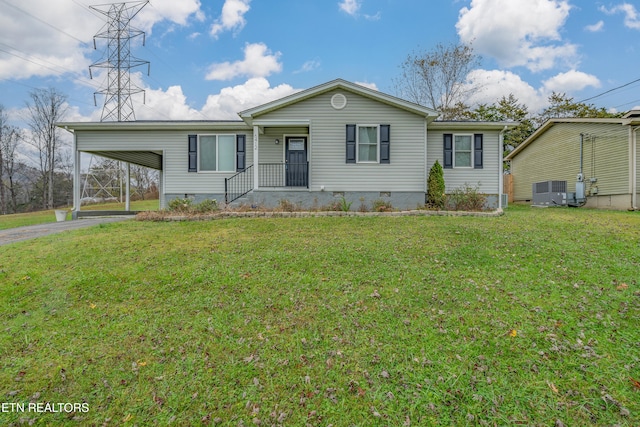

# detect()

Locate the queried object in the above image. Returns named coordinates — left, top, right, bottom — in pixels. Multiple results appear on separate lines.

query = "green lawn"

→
left=0, top=199, right=160, bottom=230
left=0, top=206, right=638, bottom=425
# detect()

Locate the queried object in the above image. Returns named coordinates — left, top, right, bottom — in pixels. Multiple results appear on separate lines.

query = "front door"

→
left=285, top=137, right=308, bottom=187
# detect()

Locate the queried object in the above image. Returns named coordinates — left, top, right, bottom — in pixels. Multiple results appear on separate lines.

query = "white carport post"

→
left=72, top=130, right=81, bottom=217
left=125, top=162, right=131, bottom=211
left=253, top=125, right=260, bottom=191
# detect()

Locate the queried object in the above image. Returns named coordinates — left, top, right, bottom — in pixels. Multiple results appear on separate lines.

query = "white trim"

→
left=72, top=131, right=81, bottom=213
left=252, top=119, right=311, bottom=127
left=160, top=151, right=166, bottom=210
left=253, top=126, right=260, bottom=190
left=331, top=93, right=347, bottom=110
left=197, top=134, right=236, bottom=173
left=356, top=124, right=380, bottom=163
left=125, top=163, right=131, bottom=211
left=424, top=119, right=428, bottom=193
left=632, top=126, right=639, bottom=209
left=499, top=126, right=508, bottom=209
left=453, top=134, right=474, bottom=169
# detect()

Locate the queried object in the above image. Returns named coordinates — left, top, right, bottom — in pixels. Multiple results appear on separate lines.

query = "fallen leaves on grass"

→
left=630, top=377, right=640, bottom=390
left=616, top=283, right=628, bottom=290
left=509, top=329, right=517, bottom=337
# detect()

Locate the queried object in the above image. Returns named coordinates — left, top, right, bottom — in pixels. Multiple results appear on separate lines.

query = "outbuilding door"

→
left=285, top=137, right=308, bottom=187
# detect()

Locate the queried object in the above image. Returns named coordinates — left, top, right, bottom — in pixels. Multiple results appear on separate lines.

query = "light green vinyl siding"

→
left=254, top=89, right=427, bottom=192
left=76, top=128, right=253, bottom=194
left=510, top=123, right=629, bottom=201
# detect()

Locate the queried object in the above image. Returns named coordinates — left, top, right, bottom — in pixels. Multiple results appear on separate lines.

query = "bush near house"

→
left=427, top=160, right=446, bottom=209
left=446, top=183, right=487, bottom=211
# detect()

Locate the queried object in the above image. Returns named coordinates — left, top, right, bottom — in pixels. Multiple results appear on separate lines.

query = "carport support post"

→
left=253, top=126, right=259, bottom=191
left=72, top=131, right=81, bottom=219
left=125, top=162, right=131, bottom=211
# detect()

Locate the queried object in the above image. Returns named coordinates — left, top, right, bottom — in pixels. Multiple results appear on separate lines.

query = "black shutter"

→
left=188, top=134, right=197, bottom=172
left=474, top=134, right=483, bottom=169
left=380, top=124, right=390, bottom=164
left=443, top=134, right=453, bottom=169
left=236, top=134, right=246, bottom=171
left=346, top=124, right=356, bottom=163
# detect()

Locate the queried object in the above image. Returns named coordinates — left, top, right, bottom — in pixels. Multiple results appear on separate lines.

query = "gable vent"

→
left=331, top=93, right=347, bottom=110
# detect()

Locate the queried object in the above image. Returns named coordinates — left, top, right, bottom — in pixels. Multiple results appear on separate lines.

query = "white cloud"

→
left=463, top=69, right=602, bottom=113
left=339, top=0, right=361, bottom=16
left=206, top=43, right=282, bottom=81
left=0, top=0, right=202, bottom=80
left=69, top=75, right=299, bottom=121
left=601, top=3, right=640, bottom=30
left=464, top=69, right=547, bottom=112
left=585, top=20, right=604, bottom=32
left=542, top=70, right=601, bottom=93
left=201, top=78, right=299, bottom=119
left=210, top=0, right=251, bottom=38
left=136, top=85, right=204, bottom=120
left=456, top=0, right=577, bottom=72
left=294, top=59, right=321, bottom=74
left=354, top=81, right=378, bottom=91
left=364, top=12, right=382, bottom=21
left=133, top=0, right=203, bottom=32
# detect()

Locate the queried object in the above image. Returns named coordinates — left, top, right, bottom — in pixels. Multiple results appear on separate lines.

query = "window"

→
left=346, top=124, right=390, bottom=164
left=358, top=125, right=379, bottom=162
left=199, top=135, right=235, bottom=172
left=454, top=135, right=472, bottom=167
left=443, top=133, right=483, bottom=169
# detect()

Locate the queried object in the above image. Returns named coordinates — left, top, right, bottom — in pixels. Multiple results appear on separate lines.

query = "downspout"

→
left=498, top=126, right=508, bottom=210
left=633, top=126, right=639, bottom=210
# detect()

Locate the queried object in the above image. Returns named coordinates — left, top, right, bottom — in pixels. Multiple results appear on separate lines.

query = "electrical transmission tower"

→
left=89, top=1, right=150, bottom=122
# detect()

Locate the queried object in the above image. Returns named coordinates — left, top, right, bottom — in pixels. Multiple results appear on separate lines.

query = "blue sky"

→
left=1, top=0, right=640, bottom=124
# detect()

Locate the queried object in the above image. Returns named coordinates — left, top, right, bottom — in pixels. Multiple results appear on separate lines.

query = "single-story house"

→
left=58, top=79, right=516, bottom=214
left=504, top=111, right=640, bottom=210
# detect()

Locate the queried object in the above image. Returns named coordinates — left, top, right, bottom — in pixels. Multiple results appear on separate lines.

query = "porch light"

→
left=275, top=139, right=280, bottom=144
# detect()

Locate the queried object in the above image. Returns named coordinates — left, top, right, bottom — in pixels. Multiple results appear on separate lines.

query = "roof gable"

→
left=238, top=79, right=439, bottom=124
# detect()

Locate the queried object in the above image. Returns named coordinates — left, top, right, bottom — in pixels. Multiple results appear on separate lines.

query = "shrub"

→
left=427, top=160, right=445, bottom=209
left=167, top=198, right=219, bottom=214
left=278, top=199, right=298, bottom=212
left=168, top=197, right=193, bottom=213
left=446, top=183, right=487, bottom=211
left=357, top=197, right=369, bottom=213
left=372, top=199, right=393, bottom=212
left=194, top=199, right=219, bottom=213
left=339, top=196, right=352, bottom=212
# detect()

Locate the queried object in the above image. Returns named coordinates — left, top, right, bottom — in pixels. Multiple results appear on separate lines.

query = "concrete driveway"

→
left=0, top=216, right=134, bottom=246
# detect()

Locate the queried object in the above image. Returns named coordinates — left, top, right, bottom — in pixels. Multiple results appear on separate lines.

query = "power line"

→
left=0, top=0, right=88, bottom=44
left=577, top=77, right=640, bottom=104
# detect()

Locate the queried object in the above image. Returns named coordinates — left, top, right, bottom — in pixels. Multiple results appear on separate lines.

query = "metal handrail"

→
left=224, top=165, right=253, bottom=204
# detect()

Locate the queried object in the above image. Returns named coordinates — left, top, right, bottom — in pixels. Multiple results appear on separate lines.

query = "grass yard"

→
left=0, top=199, right=160, bottom=230
left=0, top=206, right=638, bottom=425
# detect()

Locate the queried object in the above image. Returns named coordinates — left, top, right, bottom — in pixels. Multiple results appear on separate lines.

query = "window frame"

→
left=197, top=134, right=236, bottom=173
left=453, top=133, right=474, bottom=169
left=356, top=124, right=380, bottom=164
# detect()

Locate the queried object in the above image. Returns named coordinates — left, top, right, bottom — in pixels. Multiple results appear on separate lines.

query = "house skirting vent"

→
left=532, top=180, right=567, bottom=206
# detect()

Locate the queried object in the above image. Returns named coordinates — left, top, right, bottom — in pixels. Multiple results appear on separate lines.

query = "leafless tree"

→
left=0, top=105, right=22, bottom=214
left=25, top=88, right=68, bottom=209
left=394, top=42, right=481, bottom=119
